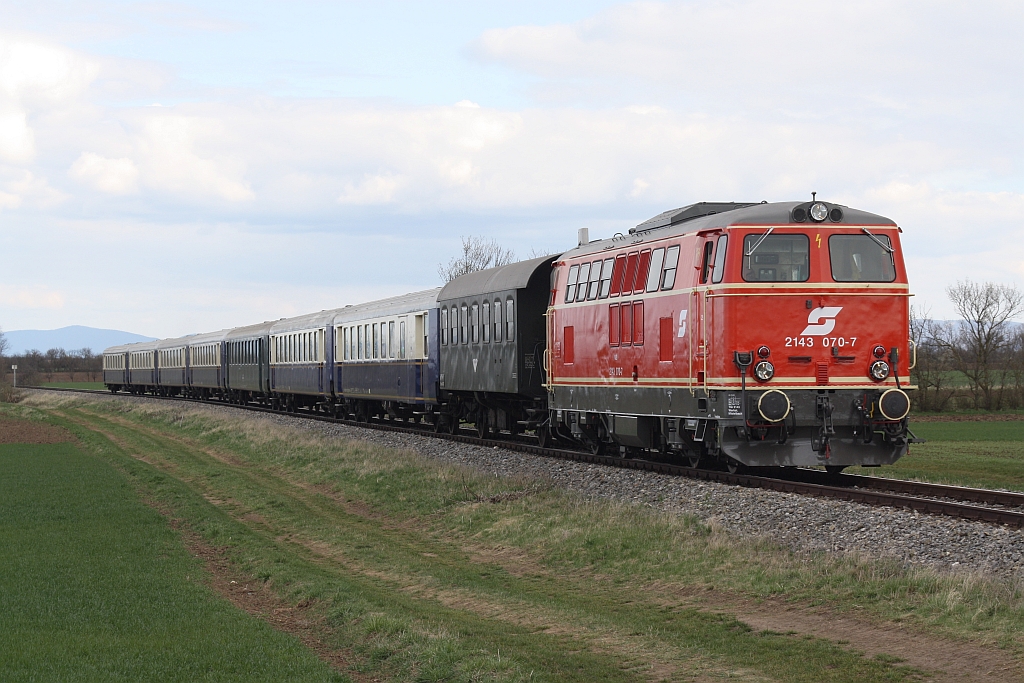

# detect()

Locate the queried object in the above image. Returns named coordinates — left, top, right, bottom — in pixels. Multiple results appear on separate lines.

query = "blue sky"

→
left=1, top=0, right=1023, bottom=337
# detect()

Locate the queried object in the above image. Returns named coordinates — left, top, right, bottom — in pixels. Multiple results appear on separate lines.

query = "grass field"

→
left=36, top=381, right=107, bottom=390
left=0, top=439, right=340, bottom=682
left=6, top=393, right=1024, bottom=681
left=849, top=418, right=1024, bottom=490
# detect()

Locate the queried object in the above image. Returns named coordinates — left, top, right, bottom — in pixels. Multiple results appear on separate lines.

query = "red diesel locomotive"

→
left=545, top=199, right=914, bottom=471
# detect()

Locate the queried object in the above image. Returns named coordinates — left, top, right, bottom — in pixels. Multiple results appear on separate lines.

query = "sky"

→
left=1, top=0, right=1023, bottom=338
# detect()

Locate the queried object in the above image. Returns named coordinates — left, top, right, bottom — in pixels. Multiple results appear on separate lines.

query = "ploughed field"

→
left=3, top=393, right=1024, bottom=682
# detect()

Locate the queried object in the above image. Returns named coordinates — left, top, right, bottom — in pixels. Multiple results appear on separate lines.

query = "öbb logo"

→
left=801, top=307, right=843, bottom=336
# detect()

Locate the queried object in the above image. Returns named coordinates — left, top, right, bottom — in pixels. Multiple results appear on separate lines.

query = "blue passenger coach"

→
left=226, top=321, right=273, bottom=405
left=187, top=330, right=229, bottom=399
left=102, top=345, right=129, bottom=391
left=269, top=311, right=337, bottom=410
left=156, top=336, right=189, bottom=396
left=127, top=341, right=158, bottom=393
left=332, top=289, right=441, bottom=423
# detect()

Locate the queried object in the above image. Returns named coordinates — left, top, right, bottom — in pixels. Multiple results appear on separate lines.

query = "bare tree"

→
left=0, top=326, right=8, bottom=359
left=909, top=306, right=955, bottom=411
left=438, top=236, right=517, bottom=283
left=941, top=280, right=1024, bottom=410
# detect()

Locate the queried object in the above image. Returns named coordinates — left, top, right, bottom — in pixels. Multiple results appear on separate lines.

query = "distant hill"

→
left=3, top=326, right=156, bottom=355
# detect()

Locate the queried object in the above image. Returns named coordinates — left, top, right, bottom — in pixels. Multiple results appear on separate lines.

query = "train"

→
left=104, top=198, right=915, bottom=472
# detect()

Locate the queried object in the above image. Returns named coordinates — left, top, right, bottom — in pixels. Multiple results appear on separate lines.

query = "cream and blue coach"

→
left=269, top=310, right=337, bottom=410
left=332, top=289, right=440, bottom=422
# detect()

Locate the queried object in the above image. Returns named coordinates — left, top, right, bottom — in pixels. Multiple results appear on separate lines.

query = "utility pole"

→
left=11, top=365, right=17, bottom=388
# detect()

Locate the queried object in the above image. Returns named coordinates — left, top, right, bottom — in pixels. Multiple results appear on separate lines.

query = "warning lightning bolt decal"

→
left=816, top=234, right=821, bottom=248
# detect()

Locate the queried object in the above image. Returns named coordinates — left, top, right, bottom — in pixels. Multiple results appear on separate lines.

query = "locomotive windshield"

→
left=742, top=234, right=809, bottom=282
left=829, top=234, right=896, bottom=282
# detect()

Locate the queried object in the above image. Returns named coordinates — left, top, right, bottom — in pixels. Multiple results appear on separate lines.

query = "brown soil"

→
left=0, top=416, right=74, bottom=444
left=912, top=413, right=1024, bottom=422
left=182, top=531, right=371, bottom=682
left=649, top=583, right=1023, bottom=683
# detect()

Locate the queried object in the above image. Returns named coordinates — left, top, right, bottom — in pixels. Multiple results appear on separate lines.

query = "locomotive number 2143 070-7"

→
left=785, top=336, right=858, bottom=348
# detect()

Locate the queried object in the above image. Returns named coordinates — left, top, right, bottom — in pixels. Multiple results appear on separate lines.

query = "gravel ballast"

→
left=39, top=391, right=1024, bottom=577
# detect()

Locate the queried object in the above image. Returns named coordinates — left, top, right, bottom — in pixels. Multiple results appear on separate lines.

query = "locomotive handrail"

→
left=909, top=339, right=917, bottom=370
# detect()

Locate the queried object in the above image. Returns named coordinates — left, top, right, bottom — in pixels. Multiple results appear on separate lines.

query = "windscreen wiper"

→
left=860, top=227, right=894, bottom=253
left=744, top=227, right=774, bottom=256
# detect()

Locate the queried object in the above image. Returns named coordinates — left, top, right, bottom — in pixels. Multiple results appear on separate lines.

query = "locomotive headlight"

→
left=870, top=360, right=890, bottom=381
left=754, top=360, right=775, bottom=381
left=810, top=202, right=829, bottom=222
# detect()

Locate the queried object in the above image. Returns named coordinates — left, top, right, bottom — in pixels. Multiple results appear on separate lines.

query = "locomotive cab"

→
left=546, top=200, right=915, bottom=470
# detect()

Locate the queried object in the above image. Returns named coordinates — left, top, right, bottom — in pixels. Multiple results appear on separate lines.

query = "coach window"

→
left=471, top=304, right=480, bottom=343
left=645, top=248, right=665, bottom=292
left=482, top=301, right=491, bottom=342
left=389, top=321, right=396, bottom=358
left=365, top=325, right=372, bottom=359
left=598, top=258, right=614, bottom=298
left=506, top=299, right=515, bottom=341
left=743, top=234, right=809, bottom=282
left=460, top=304, right=468, bottom=344
left=712, top=235, right=729, bottom=284
left=343, top=329, right=349, bottom=360
left=441, top=307, right=448, bottom=345
left=400, top=321, right=406, bottom=358
left=356, top=326, right=362, bottom=360
left=493, top=299, right=502, bottom=342
left=699, top=240, right=714, bottom=284
left=373, top=324, right=379, bottom=359
left=575, top=262, right=591, bottom=303
left=661, top=245, right=681, bottom=289
left=564, top=264, right=580, bottom=303
left=829, top=234, right=895, bottom=282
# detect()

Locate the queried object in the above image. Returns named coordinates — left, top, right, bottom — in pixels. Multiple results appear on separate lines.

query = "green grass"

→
left=0, top=440, right=342, bottom=682
left=37, top=381, right=107, bottom=390
left=848, top=418, right=1024, bottom=490
left=11, top=395, right=1019, bottom=681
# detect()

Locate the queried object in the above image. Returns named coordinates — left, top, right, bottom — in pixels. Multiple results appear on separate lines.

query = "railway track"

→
left=27, top=386, right=1024, bottom=529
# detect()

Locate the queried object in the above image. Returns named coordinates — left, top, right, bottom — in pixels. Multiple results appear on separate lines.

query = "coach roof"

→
left=439, top=254, right=557, bottom=302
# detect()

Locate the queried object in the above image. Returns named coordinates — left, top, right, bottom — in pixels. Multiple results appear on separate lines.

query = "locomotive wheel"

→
left=726, top=459, right=745, bottom=474
left=476, top=414, right=490, bottom=439
left=687, top=452, right=702, bottom=468
left=447, top=415, right=459, bottom=435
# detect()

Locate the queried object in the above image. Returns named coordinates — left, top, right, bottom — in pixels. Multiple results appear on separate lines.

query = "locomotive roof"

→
left=439, top=254, right=558, bottom=301
left=561, top=200, right=897, bottom=260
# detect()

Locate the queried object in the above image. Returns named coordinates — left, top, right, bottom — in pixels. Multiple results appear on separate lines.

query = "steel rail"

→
left=25, top=386, right=1024, bottom=528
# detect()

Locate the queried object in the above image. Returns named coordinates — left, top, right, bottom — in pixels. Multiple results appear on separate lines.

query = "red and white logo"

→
left=801, top=307, right=843, bottom=335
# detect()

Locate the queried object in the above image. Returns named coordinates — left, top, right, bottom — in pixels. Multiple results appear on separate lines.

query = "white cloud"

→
left=68, top=152, right=139, bottom=194
left=134, top=113, right=255, bottom=202
left=0, top=283, right=64, bottom=310
left=337, top=174, right=401, bottom=205
left=0, top=35, right=99, bottom=103
left=0, top=109, right=32, bottom=162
